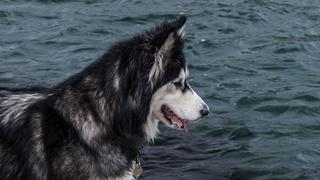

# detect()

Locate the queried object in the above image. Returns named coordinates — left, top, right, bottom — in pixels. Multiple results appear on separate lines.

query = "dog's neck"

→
left=50, top=65, right=150, bottom=144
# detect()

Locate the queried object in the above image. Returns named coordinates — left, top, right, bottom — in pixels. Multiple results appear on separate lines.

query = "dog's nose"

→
left=200, top=105, right=209, bottom=117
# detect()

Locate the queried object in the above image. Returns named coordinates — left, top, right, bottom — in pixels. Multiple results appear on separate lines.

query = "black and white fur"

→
left=0, top=16, right=209, bottom=180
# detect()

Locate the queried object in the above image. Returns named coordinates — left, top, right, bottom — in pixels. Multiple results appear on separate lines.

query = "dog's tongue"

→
left=171, top=116, right=189, bottom=132
left=162, top=105, right=189, bottom=131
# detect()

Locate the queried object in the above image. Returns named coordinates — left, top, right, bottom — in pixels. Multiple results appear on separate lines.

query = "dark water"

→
left=1, top=0, right=320, bottom=179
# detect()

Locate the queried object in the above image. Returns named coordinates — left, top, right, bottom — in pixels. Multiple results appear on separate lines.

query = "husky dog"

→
left=0, top=16, right=209, bottom=180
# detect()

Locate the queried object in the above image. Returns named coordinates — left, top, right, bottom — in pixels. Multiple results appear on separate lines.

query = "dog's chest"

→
left=54, top=145, right=136, bottom=180
left=89, top=162, right=135, bottom=180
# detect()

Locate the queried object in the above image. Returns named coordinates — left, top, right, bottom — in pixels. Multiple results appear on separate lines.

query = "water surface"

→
left=1, top=0, right=320, bottom=179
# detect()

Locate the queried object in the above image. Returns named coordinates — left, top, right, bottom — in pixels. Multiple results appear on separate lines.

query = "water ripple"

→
left=1, top=0, right=320, bottom=179
left=254, top=105, right=320, bottom=116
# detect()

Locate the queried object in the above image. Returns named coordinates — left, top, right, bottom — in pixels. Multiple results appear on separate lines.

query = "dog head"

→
left=109, top=16, right=209, bottom=140
left=142, top=16, right=209, bottom=140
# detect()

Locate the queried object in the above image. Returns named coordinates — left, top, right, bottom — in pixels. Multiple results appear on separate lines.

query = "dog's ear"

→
left=158, top=16, right=186, bottom=57
left=148, top=16, right=187, bottom=86
left=157, top=16, right=186, bottom=52
left=171, top=16, right=187, bottom=38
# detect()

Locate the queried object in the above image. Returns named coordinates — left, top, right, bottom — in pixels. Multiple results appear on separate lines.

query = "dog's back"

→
left=0, top=94, right=44, bottom=125
left=0, top=93, right=44, bottom=179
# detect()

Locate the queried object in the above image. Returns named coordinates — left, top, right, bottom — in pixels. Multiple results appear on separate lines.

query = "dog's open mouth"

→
left=161, top=105, right=189, bottom=131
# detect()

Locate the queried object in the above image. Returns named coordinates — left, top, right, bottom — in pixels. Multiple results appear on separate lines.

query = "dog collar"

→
left=133, top=154, right=143, bottom=178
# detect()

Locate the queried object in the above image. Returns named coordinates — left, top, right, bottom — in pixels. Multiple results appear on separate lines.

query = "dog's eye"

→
left=173, top=81, right=183, bottom=88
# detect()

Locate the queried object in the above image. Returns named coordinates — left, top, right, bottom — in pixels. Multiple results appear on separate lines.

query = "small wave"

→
left=218, top=28, right=236, bottom=34
left=218, top=82, right=242, bottom=88
left=206, top=128, right=231, bottom=138
left=188, top=64, right=213, bottom=71
left=236, top=96, right=282, bottom=107
left=228, top=127, right=255, bottom=140
left=113, top=14, right=178, bottom=23
left=90, top=29, right=111, bottom=35
left=231, top=169, right=269, bottom=180
left=259, top=66, right=288, bottom=71
left=293, top=95, right=320, bottom=102
left=273, top=47, right=301, bottom=54
left=33, top=0, right=99, bottom=3
left=72, top=47, right=97, bottom=53
left=254, top=105, right=320, bottom=116
left=224, top=65, right=258, bottom=75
